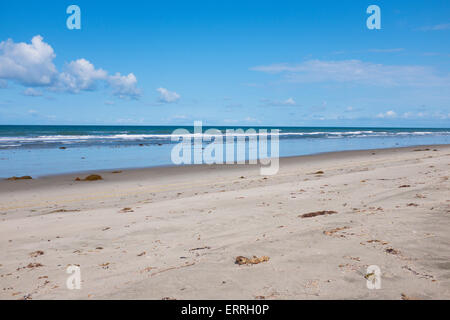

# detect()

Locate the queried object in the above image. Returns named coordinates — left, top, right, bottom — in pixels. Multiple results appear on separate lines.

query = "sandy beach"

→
left=0, top=145, right=449, bottom=300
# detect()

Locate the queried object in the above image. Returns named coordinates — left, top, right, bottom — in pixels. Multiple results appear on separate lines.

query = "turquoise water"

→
left=0, top=125, right=449, bottom=177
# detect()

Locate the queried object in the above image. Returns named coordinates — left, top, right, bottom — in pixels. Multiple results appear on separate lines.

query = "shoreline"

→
left=1, top=143, right=449, bottom=181
left=0, top=144, right=449, bottom=299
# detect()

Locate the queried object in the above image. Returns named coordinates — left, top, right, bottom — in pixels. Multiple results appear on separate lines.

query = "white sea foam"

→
left=0, top=130, right=448, bottom=145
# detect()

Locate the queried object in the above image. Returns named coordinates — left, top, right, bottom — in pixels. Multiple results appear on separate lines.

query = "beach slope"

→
left=0, top=145, right=449, bottom=299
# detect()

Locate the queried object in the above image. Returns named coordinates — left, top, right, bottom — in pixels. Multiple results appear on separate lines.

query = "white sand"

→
left=0, top=145, right=449, bottom=300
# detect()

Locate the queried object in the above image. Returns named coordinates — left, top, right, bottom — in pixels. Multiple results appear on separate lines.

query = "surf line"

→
left=170, top=121, right=280, bottom=175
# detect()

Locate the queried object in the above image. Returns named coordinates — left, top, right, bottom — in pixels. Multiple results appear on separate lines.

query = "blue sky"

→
left=0, top=0, right=449, bottom=127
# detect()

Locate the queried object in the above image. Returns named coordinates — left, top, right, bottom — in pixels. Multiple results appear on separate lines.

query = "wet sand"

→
left=0, top=145, right=449, bottom=299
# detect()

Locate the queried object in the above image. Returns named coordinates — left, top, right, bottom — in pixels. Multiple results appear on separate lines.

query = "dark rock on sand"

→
left=6, top=176, right=32, bottom=180
left=75, top=174, right=103, bottom=181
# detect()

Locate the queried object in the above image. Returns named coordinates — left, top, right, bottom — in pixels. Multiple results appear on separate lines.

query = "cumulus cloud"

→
left=251, top=59, right=450, bottom=87
left=157, top=87, right=180, bottom=103
left=57, top=59, right=108, bottom=93
left=108, top=73, right=141, bottom=99
left=0, top=35, right=57, bottom=86
left=0, top=35, right=141, bottom=98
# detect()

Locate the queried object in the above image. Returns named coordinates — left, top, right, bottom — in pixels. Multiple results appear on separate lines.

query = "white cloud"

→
left=376, top=110, right=397, bottom=118
left=261, top=97, right=297, bottom=106
left=251, top=59, right=450, bottom=87
left=0, top=35, right=141, bottom=98
left=282, top=97, right=296, bottom=105
left=23, top=88, right=43, bottom=96
left=57, top=59, right=107, bottom=93
left=108, top=73, right=141, bottom=99
left=0, top=35, right=57, bottom=86
left=157, top=87, right=180, bottom=103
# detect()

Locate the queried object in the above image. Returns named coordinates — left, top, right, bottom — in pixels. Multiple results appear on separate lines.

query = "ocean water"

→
left=0, top=125, right=449, bottom=177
